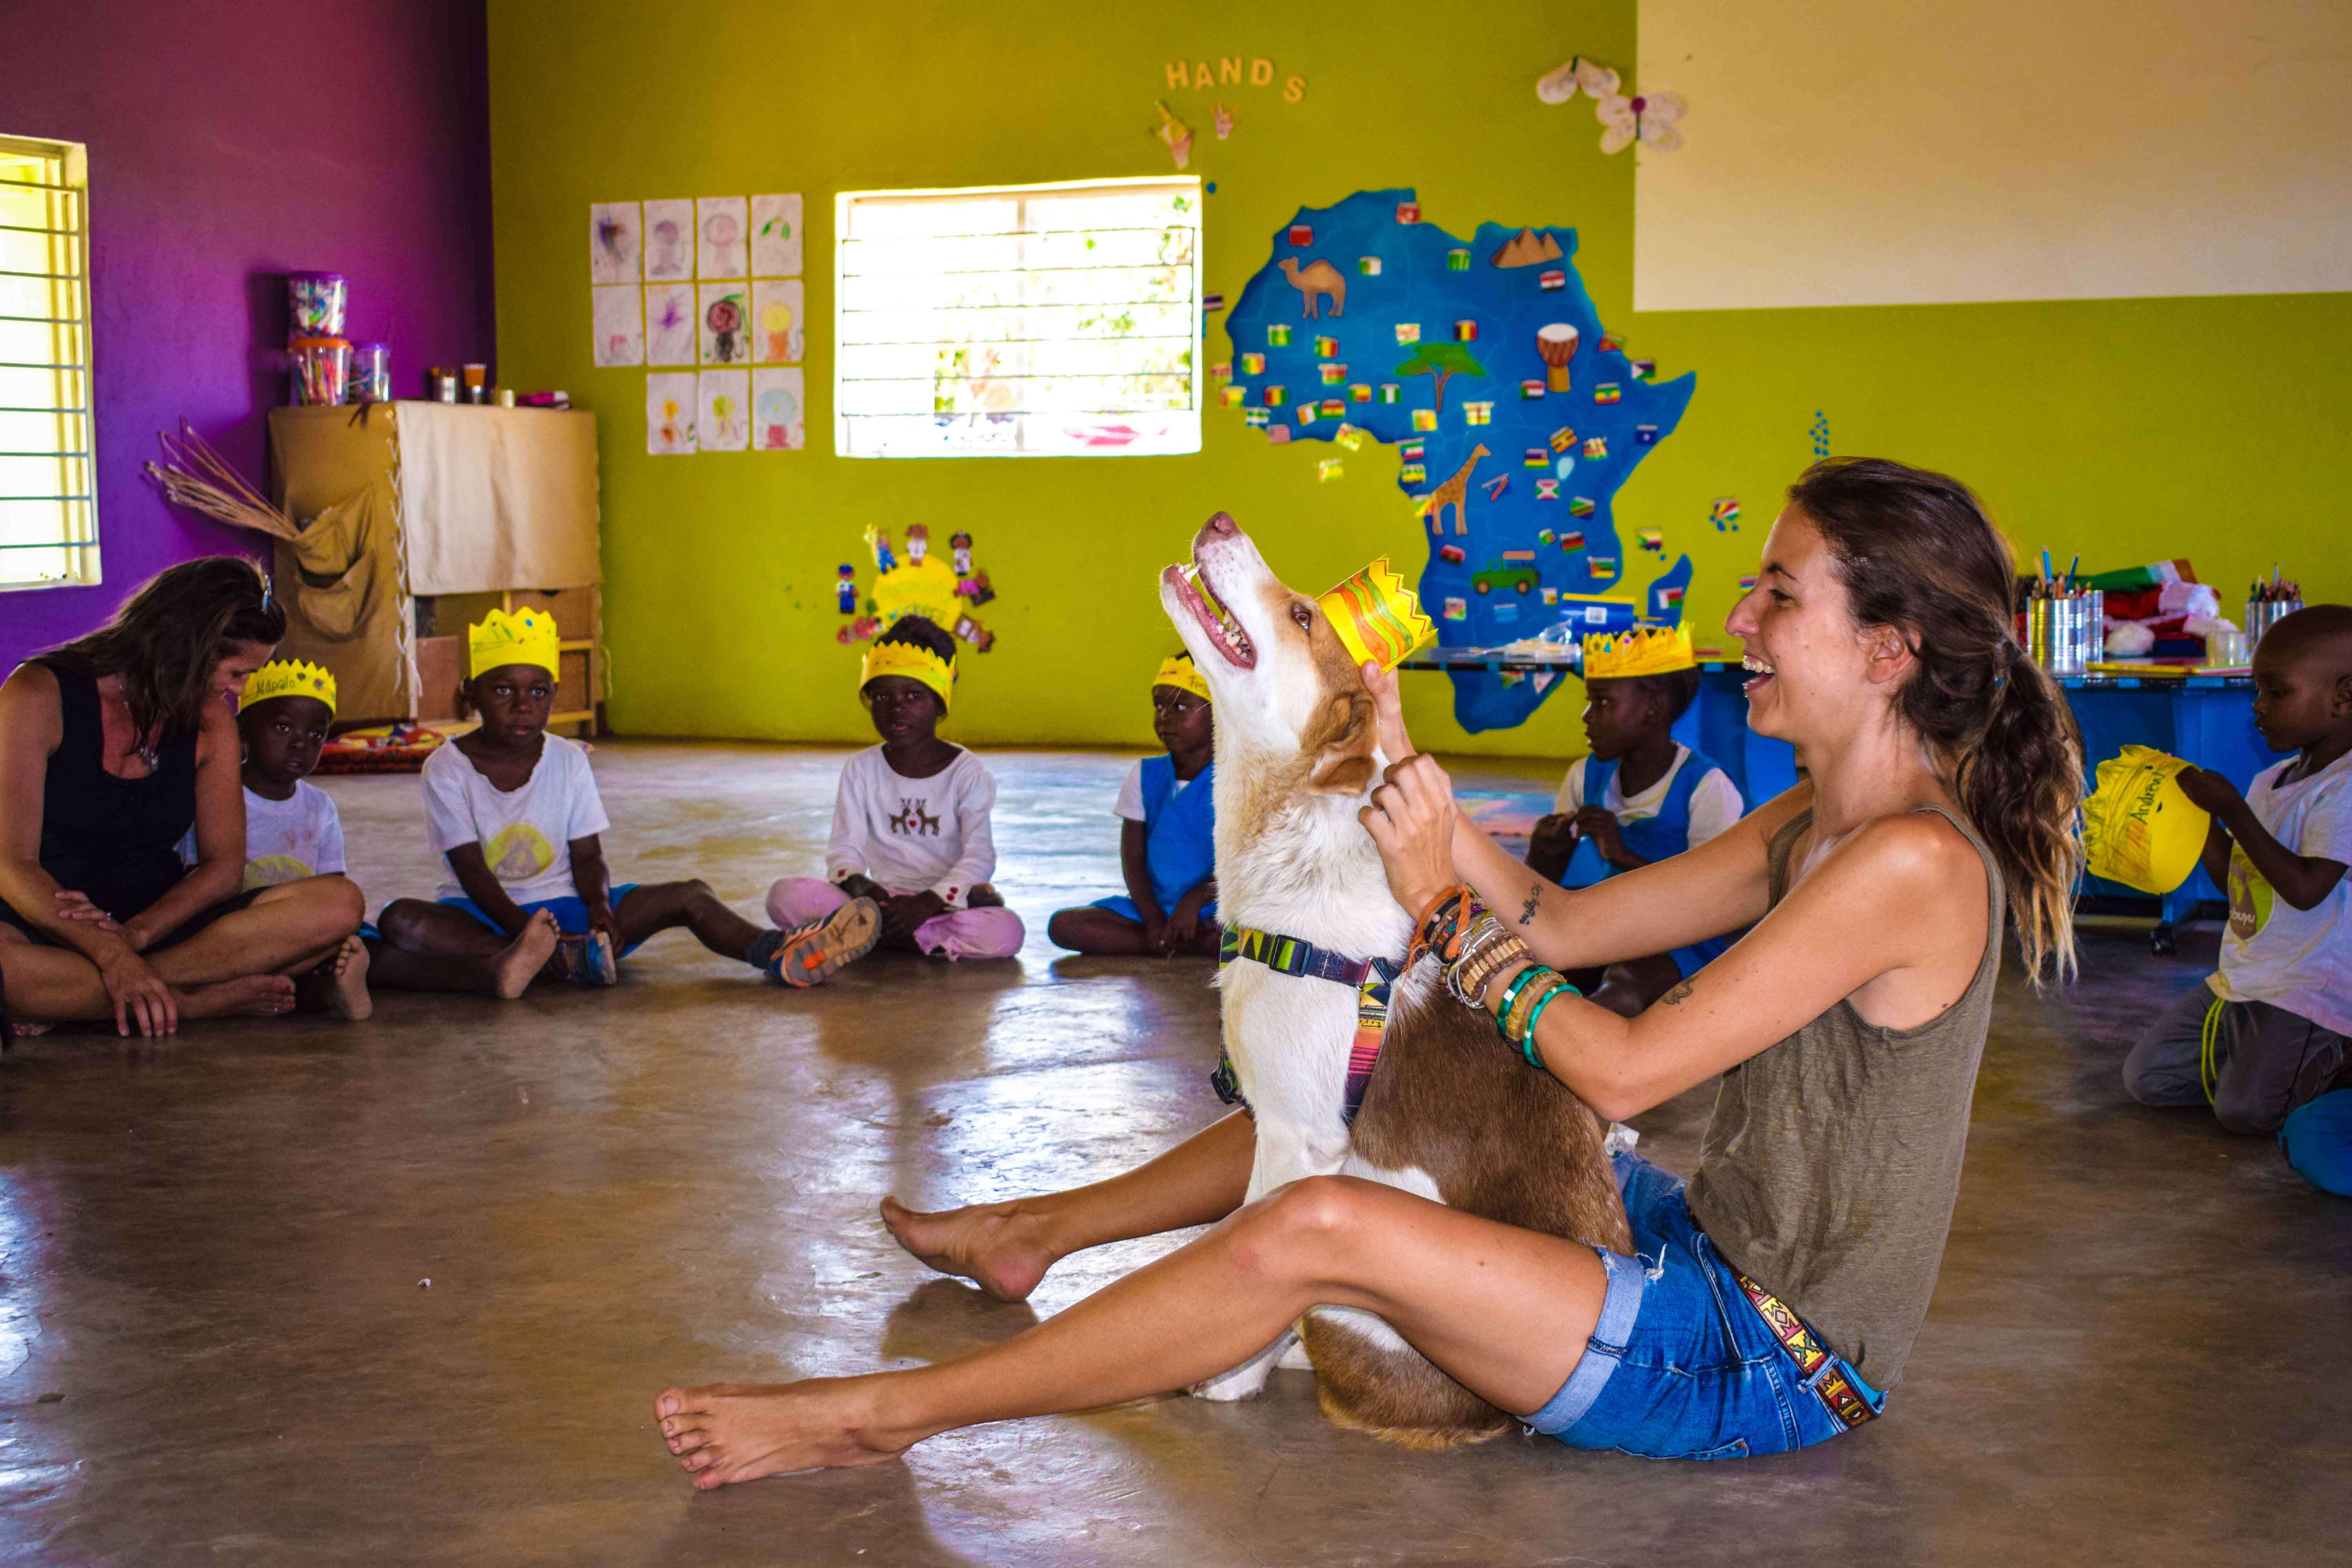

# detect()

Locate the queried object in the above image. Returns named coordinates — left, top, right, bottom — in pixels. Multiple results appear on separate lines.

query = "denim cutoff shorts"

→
left=1524, top=1151, right=1885, bottom=1460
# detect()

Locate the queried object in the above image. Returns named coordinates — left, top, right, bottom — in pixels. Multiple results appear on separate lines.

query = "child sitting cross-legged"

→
left=1524, top=623, right=1744, bottom=1016
left=1047, top=652, right=1218, bottom=957
left=370, top=609, right=879, bottom=997
left=766, top=616, right=1024, bottom=963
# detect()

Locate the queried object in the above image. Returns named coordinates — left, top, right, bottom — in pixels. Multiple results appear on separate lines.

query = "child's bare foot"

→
left=496, top=911, right=562, bottom=999
left=325, top=935, right=371, bottom=1020
left=880, top=1195, right=1056, bottom=1303
left=653, top=1379, right=914, bottom=1488
left=178, top=974, right=298, bottom=1019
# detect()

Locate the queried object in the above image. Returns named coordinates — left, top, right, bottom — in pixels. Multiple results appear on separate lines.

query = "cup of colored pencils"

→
left=288, top=337, right=351, bottom=406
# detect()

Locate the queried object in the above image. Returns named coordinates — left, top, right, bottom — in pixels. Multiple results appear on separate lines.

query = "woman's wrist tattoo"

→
left=1519, top=882, right=1542, bottom=925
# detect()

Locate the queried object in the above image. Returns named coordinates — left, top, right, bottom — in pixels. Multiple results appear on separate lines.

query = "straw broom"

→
left=143, top=421, right=300, bottom=541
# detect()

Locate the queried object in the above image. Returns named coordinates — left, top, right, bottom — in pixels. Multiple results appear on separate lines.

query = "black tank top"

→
left=19, top=659, right=199, bottom=919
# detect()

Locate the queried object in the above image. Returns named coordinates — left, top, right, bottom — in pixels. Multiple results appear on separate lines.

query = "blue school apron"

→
left=1093, top=755, right=1218, bottom=922
left=1559, top=747, right=1733, bottom=978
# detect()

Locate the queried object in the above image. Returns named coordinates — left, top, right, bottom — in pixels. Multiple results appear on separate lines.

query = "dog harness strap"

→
left=1218, top=924, right=1403, bottom=1124
left=1733, top=1270, right=1878, bottom=1430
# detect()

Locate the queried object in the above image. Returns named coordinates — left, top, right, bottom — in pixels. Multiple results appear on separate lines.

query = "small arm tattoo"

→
left=1519, top=882, right=1543, bottom=925
left=1661, top=980, right=1694, bottom=1006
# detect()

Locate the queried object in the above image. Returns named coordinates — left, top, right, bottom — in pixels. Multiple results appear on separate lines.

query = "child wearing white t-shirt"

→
left=2125, top=606, right=2352, bottom=1191
left=369, top=610, right=879, bottom=997
left=181, top=780, right=346, bottom=890
left=767, top=617, right=1025, bottom=961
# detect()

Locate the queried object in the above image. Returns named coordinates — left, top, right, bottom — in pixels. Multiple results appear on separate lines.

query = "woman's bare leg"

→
left=659, top=1174, right=1610, bottom=1488
left=0, top=936, right=297, bottom=1030
left=141, top=876, right=365, bottom=987
left=880, top=1109, right=1256, bottom=1301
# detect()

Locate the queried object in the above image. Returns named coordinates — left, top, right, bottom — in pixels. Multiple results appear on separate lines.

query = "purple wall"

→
left=1, top=0, right=492, bottom=673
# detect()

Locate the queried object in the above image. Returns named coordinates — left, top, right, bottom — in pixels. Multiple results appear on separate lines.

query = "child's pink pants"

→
left=765, top=877, right=1025, bottom=960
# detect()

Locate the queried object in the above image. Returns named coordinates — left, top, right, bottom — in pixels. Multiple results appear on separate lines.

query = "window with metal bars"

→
left=835, top=177, right=1201, bottom=458
left=0, top=134, right=95, bottom=590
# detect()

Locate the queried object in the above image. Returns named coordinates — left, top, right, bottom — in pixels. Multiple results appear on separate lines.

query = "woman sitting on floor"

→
left=651, top=458, right=2087, bottom=1483
left=0, top=558, right=367, bottom=1036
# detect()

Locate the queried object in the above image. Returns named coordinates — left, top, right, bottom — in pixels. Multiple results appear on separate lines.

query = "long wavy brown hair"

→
left=1788, top=459, right=2085, bottom=981
left=40, top=556, right=285, bottom=743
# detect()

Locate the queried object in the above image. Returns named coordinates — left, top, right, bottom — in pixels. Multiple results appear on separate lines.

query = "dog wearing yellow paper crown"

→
left=1160, top=513, right=1627, bottom=1445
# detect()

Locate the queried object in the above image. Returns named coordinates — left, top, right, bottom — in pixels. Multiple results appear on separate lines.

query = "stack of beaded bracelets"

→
left=1413, top=885, right=1579, bottom=1066
left=1492, top=964, right=1576, bottom=1066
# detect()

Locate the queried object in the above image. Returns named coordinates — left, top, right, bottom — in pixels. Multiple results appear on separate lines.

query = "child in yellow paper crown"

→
left=370, top=608, right=879, bottom=997
left=1525, top=622, right=1744, bottom=1016
left=766, top=616, right=1025, bottom=962
left=1048, top=651, right=1218, bottom=957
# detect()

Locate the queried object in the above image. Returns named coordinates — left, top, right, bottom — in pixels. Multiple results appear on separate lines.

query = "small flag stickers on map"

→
left=1263, top=384, right=1287, bottom=406
left=1443, top=596, right=1469, bottom=621
left=1210, top=361, right=1231, bottom=379
left=1453, top=320, right=1479, bottom=341
left=1542, top=586, right=1559, bottom=604
left=1523, top=447, right=1548, bottom=468
left=1401, top=440, right=1425, bottom=461
left=1638, top=528, right=1665, bottom=551
left=1550, top=426, right=1577, bottom=453
left=1296, top=405, right=1317, bottom=424
left=1539, top=269, right=1566, bottom=291
left=1737, top=573, right=1759, bottom=590
left=1336, top=424, right=1365, bottom=450
left=1481, top=474, right=1510, bottom=500
left=1266, top=422, right=1290, bottom=443
left=1463, top=401, right=1494, bottom=425
left=1582, top=436, right=1608, bottom=459
left=1710, top=497, right=1741, bottom=531
left=1395, top=323, right=1422, bottom=345
left=1521, top=379, right=1546, bottom=399
left=1631, top=359, right=1655, bottom=379
left=1635, top=424, right=1659, bottom=446
left=1348, top=383, right=1372, bottom=402
left=1412, top=408, right=1439, bottom=431
left=1447, top=249, right=1471, bottom=271
left=1318, top=457, right=1343, bottom=482
left=1288, top=224, right=1314, bottom=246
left=1397, top=201, right=1422, bottom=223
left=1319, top=397, right=1344, bottom=416
left=1314, top=335, right=1339, bottom=357
left=1318, top=363, right=1345, bottom=385
left=1537, top=529, right=1555, bottom=545
left=1499, top=667, right=1523, bottom=686
left=1357, top=256, right=1382, bottom=275
left=1536, top=478, right=1561, bottom=500
left=1267, top=325, right=1292, bottom=347
left=1241, top=352, right=1265, bottom=374
left=1243, top=407, right=1269, bottom=426
left=1597, top=333, right=1622, bottom=353
left=1440, top=543, right=1466, bottom=564
left=1378, top=383, right=1401, bottom=404
left=1220, top=386, right=1246, bottom=407
left=1594, top=383, right=1621, bottom=404
left=1493, top=604, right=1521, bottom=629
left=1656, top=583, right=1686, bottom=606
left=1560, top=529, right=1586, bottom=549
left=1589, top=556, right=1618, bottom=579
left=1400, top=463, right=1426, bottom=484
left=1570, top=497, right=1596, bottom=517
left=1202, top=294, right=1226, bottom=314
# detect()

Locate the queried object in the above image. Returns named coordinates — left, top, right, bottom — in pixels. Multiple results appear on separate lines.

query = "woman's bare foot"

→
left=177, top=974, right=298, bottom=1019
left=880, top=1195, right=1057, bottom=1303
left=496, top=911, right=562, bottom=1000
left=653, top=1378, right=913, bottom=1488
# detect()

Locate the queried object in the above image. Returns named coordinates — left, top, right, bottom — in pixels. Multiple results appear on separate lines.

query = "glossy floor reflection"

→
left=1, top=742, right=2345, bottom=1565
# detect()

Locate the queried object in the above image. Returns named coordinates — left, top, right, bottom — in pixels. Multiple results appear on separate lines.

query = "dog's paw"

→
left=1189, top=1363, right=1274, bottom=1403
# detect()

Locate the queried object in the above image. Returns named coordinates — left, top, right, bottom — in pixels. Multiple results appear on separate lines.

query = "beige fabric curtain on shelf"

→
left=397, top=404, right=600, bottom=595
left=267, top=405, right=413, bottom=724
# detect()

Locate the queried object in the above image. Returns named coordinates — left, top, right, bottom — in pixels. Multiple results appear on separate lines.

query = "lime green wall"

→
left=488, top=0, right=2352, bottom=757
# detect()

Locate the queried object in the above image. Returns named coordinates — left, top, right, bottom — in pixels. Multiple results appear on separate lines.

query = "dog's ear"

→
left=1304, top=690, right=1377, bottom=795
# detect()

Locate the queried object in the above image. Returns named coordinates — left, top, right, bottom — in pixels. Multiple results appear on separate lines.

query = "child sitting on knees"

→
left=1524, top=624, right=1743, bottom=1016
left=2124, top=604, right=2352, bottom=1190
left=1048, top=652, right=1218, bottom=957
left=767, top=616, right=1024, bottom=962
left=372, top=609, right=877, bottom=996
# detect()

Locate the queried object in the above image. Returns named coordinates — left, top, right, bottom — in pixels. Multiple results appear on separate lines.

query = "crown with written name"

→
left=861, top=639, right=957, bottom=711
left=1583, top=622, right=1695, bottom=681
left=468, top=607, right=562, bottom=679
left=1153, top=652, right=1212, bottom=702
left=1316, top=557, right=1437, bottom=673
left=241, top=658, right=337, bottom=716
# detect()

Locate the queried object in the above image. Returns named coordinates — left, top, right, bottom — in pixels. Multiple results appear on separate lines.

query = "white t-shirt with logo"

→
left=421, top=734, right=610, bottom=904
left=177, top=780, right=347, bottom=890
left=825, top=746, right=997, bottom=907
left=1553, top=744, right=1744, bottom=849
left=2210, top=748, right=2352, bottom=1037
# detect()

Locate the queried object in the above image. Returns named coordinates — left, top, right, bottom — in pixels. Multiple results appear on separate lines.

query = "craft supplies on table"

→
left=2024, top=589, right=2103, bottom=675
left=287, top=337, right=350, bottom=406
left=285, top=272, right=347, bottom=340
left=2246, top=579, right=2303, bottom=647
left=348, top=342, right=391, bottom=404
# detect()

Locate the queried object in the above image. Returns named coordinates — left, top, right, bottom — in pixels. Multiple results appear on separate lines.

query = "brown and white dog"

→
left=1161, top=512, right=1631, bottom=1448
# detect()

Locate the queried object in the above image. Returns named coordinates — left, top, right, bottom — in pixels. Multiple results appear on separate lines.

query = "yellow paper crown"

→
left=241, top=658, right=337, bottom=716
left=1153, top=653, right=1212, bottom=703
left=468, top=607, right=562, bottom=679
left=861, top=639, right=956, bottom=711
left=1583, top=623, right=1695, bottom=681
left=870, top=555, right=962, bottom=631
left=1317, top=557, right=1437, bottom=673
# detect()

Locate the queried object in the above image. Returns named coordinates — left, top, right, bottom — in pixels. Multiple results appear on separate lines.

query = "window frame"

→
left=0, top=132, right=97, bottom=593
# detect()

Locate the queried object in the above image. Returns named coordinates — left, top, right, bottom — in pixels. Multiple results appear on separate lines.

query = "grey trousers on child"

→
left=2123, top=984, right=2352, bottom=1136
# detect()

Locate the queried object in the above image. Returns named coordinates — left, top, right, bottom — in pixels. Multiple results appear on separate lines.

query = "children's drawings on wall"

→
left=590, top=202, right=641, bottom=284
left=751, top=279, right=804, bottom=364
left=699, top=368, right=750, bottom=452
left=645, top=282, right=695, bottom=365
left=647, top=372, right=697, bottom=455
left=698, top=282, right=750, bottom=365
left=750, top=193, right=802, bottom=276
left=642, top=199, right=694, bottom=281
left=591, top=285, right=643, bottom=367
left=752, top=367, right=805, bottom=450
left=696, top=196, right=750, bottom=279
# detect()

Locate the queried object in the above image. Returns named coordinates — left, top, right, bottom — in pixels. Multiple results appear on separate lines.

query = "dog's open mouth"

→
left=1166, top=560, right=1256, bottom=668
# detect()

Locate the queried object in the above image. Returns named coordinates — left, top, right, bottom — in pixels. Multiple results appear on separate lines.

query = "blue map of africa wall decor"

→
left=1225, top=189, right=1695, bottom=733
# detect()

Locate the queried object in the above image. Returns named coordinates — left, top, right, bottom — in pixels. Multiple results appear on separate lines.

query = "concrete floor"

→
left=2, top=740, right=2347, bottom=1566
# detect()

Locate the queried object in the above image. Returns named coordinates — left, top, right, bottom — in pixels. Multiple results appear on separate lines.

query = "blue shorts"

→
left=1524, top=1151, right=1884, bottom=1459
left=1089, top=894, right=1219, bottom=924
left=430, top=883, right=646, bottom=956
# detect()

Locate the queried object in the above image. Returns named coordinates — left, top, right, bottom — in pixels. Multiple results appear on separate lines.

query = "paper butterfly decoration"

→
left=1535, top=55, right=1620, bottom=105
left=1597, top=89, right=1687, bottom=154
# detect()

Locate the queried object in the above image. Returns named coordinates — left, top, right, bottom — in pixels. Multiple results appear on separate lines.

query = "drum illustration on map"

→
left=1536, top=323, right=1580, bottom=392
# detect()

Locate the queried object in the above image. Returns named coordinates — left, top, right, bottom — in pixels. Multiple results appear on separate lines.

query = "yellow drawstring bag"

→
left=2082, top=746, right=2211, bottom=894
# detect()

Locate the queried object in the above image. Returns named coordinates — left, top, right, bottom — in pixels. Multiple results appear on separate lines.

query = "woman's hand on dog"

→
left=1361, top=661, right=1418, bottom=765
left=1362, top=752, right=1458, bottom=916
